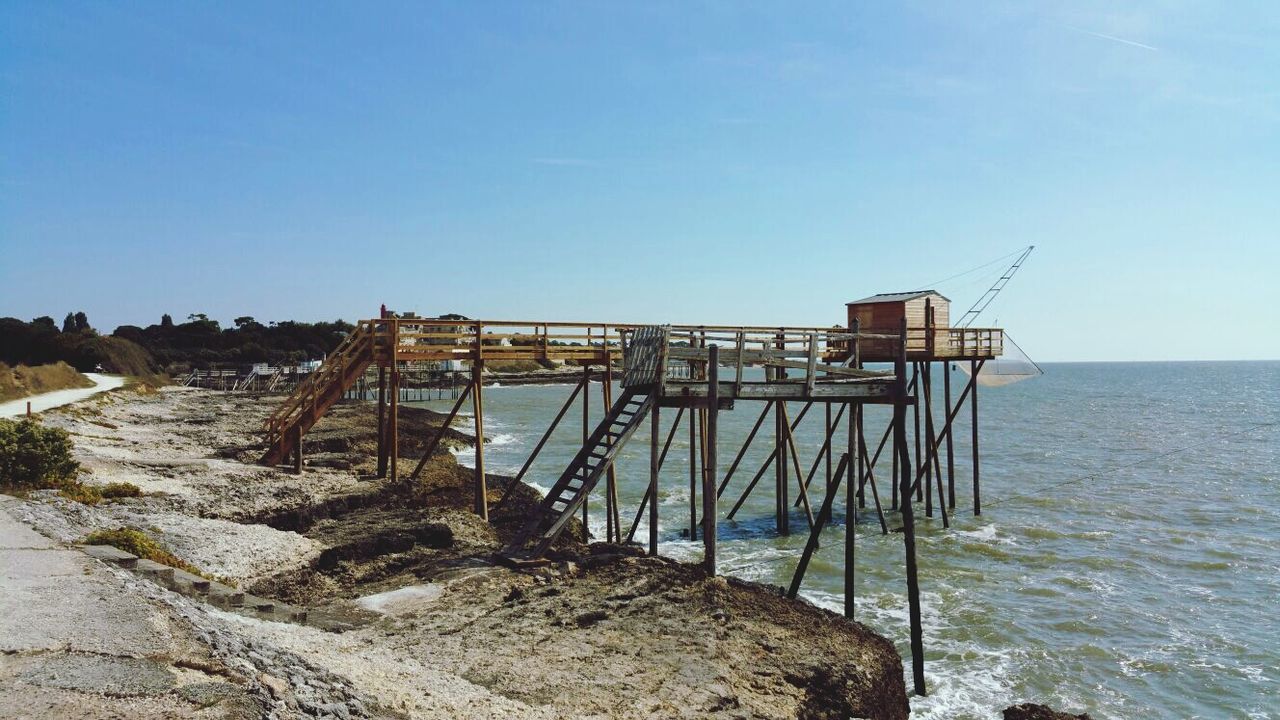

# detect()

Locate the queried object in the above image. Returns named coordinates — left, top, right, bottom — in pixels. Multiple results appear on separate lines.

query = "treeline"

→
left=0, top=314, right=157, bottom=376
left=0, top=312, right=355, bottom=375
left=113, top=314, right=354, bottom=369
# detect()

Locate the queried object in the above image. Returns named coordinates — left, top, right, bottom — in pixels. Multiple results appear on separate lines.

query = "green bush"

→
left=100, top=481, right=142, bottom=499
left=0, top=418, right=80, bottom=489
left=82, top=527, right=205, bottom=577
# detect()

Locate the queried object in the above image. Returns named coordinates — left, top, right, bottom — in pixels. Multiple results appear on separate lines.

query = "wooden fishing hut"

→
left=259, top=302, right=1004, bottom=697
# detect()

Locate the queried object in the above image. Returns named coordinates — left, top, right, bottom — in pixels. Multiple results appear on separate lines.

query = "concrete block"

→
left=172, top=569, right=211, bottom=593
left=242, top=595, right=275, bottom=613
left=80, top=544, right=138, bottom=569
left=207, top=582, right=245, bottom=608
left=134, top=559, right=176, bottom=587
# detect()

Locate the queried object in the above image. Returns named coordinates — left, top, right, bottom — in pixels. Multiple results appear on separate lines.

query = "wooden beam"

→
left=472, top=361, right=488, bottom=520
left=717, top=401, right=774, bottom=498
left=898, top=317, right=926, bottom=697
left=492, top=379, right=581, bottom=511
left=649, top=403, right=660, bottom=556
left=703, top=346, right=719, bottom=574
left=787, top=453, right=851, bottom=599
left=408, top=381, right=473, bottom=482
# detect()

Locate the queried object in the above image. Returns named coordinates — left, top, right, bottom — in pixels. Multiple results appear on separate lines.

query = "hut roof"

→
left=846, top=290, right=950, bottom=306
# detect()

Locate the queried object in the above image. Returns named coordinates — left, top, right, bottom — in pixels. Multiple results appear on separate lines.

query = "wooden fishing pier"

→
left=260, top=294, right=1004, bottom=696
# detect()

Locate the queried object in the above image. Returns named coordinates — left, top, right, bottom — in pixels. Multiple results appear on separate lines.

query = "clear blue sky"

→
left=2, top=2, right=1277, bottom=361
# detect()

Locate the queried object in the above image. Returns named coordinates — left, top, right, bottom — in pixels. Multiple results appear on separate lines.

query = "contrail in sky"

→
left=1064, top=25, right=1159, bottom=52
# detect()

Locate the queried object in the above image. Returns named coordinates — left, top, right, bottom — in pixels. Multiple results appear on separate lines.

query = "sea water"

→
left=422, top=361, right=1280, bottom=719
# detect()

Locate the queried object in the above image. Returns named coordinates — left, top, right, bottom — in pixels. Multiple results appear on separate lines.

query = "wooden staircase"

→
left=260, top=321, right=377, bottom=466
left=504, top=387, right=654, bottom=558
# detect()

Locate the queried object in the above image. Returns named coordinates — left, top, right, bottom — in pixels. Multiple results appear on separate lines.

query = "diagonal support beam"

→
left=493, top=377, right=586, bottom=511
left=624, top=407, right=686, bottom=544
left=407, top=382, right=473, bottom=482
left=786, top=453, right=852, bottom=599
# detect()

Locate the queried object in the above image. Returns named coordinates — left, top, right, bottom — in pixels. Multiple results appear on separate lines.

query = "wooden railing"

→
left=336, top=317, right=1002, bottom=366
left=261, top=319, right=376, bottom=445
left=621, top=326, right=896, bottom=391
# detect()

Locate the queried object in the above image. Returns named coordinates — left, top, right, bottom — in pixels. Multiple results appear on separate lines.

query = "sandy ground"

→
left=3, top=386, right=909, bottom=720
left=0, top=372, right=127, bottom=418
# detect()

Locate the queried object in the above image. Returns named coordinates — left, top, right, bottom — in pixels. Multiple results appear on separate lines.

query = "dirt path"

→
left=0, top=372, right=127, bottom=418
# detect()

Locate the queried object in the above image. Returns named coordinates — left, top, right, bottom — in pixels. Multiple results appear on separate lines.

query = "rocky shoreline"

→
left=3, top=386, right=912, bottom=719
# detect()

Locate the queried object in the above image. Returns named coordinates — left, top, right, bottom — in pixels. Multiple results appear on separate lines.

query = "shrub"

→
left=100, top=481, right=142, bottom=499
left=0, top=418, right=80, bottom=489
left=59, top=483, right=102, bottom=505
left=82, top=527, right=204, bottom=576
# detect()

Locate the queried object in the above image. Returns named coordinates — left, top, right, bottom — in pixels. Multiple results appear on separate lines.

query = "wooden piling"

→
left=582, top=364, right=590, bottom=534
left=972, top=358, right=981, bottom=516
left=689, top=385, right=699, bottom=541
left=649, top=403, right=660, bottom=556
left=389, top=363, right=399, bottom=483
left=375, top=365, right=388, bottom=478
left=703, top=346, right=719, bottom=574
left=471, top=360, right=488, bottom=520
left=944, top=361, right=956, bottom=509
left=602, top=361, right=619, bottom=542
left=897, top=318, right=926, bottom=697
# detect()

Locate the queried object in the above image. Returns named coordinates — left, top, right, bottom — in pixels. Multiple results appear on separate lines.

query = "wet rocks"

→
left=1003, top=703, right=1092, bottom=720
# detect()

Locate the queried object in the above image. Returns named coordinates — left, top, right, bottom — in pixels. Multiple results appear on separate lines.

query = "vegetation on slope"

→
left=0, top=361, right=94, bottom=402
left=0, top=315, right=158, bottom=376
left=82, top=527, right=207, bottom=577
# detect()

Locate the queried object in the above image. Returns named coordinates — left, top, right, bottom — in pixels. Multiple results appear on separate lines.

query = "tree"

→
left=187, top=313, right=208, bottom=323
left=73, top=311, right=89, bottom=332
left=31, top=317, right=57, bottom=333
left=234, top=316, right=258, bottom=329
left=160, top=314, right=173, bottom=328
left=62, top=313, right=75, bottom=333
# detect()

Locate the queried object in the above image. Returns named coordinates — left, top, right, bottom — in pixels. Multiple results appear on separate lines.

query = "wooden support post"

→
left=472, top=361, right=488, bottom=521
left=913, top=362, right=923, bottom=504
left=582, top=364, right=590, bottom=535
left=775, top=334, right=789, bottom=535
left=293, top=425, right=303, bottom=474
left=376, top=365, right=388, bottom=478
left=649, top=403, right=660, bottom=556
left=972, top=358, right=981, bottom=516
left=689, top=388, right=699, bottom=541
left=907, top=361, right=981, bottom=503
left=776, top=397, right=789, bottom=535
left=781, top=405, right=816, bottom=531
left=857, top=405, right=867, bottom=508
left=389, top=365, right=400, bottom=483
left=898, top=318, right=927, bottom=697
left=923, top=362, right=949, bottom=529
left=944, top=361, right=956, bottom=509
left=703, top=346, right=719, bottom=574
left=923, top=362, right=933, bottom=518
left=846, top=402, right=856, bottom=619
left=825, top=403, right=834, bottom=490
left=891, top=419, right=899, bottom=512
left=602, top=362, right=619, bottom=543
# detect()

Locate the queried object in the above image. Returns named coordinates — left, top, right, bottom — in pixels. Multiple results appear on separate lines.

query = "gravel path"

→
left=0, top=372, right=127, bottom=418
